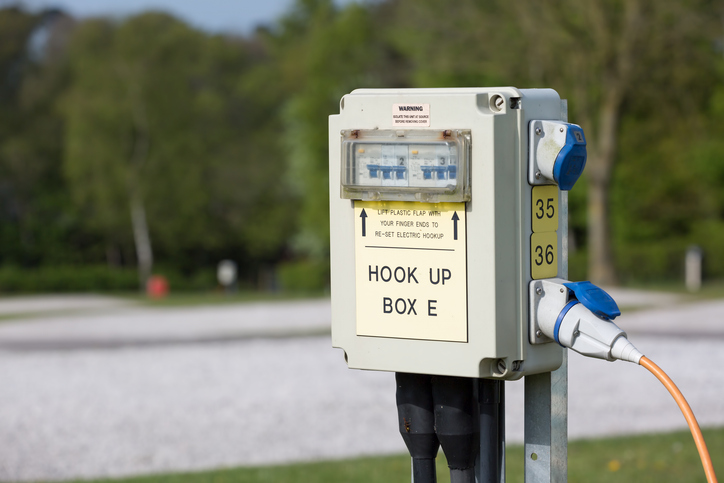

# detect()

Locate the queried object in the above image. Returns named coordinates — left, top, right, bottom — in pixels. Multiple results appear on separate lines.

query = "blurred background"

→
left=1, top=0, right=724, bottom=482
left=0, top=0, right=723, bottom=293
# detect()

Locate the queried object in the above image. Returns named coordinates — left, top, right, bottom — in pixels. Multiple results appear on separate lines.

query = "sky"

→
left=8, top=0, right=330, bottom=35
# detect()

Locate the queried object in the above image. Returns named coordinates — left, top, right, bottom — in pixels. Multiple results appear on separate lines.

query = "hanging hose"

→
left=533, top=279, right=718, bottom=482
left=640, top=356, right=718, bottom=483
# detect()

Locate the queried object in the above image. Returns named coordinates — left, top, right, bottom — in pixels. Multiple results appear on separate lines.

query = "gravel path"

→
left=0, top=299, right=330, bottom=350
left=0, top=295, right=723, bottom=481
left=0, top=295, right=131, bottom=317
left=1, top=333, right=723, bottom=481
left=0, top=337, right=398, bottom=481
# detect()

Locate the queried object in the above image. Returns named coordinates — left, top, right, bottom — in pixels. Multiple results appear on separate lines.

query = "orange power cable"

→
left=640, top=356, right=718, bottom=483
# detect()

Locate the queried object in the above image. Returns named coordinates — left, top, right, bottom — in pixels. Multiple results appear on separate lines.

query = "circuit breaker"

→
left=329, top=87, right=586, bottom=379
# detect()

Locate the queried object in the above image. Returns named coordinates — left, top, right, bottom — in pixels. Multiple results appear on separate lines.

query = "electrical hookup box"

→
left=329, top=87, right=585, bottom=380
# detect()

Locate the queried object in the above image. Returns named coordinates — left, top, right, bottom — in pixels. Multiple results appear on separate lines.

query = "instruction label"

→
left=392, top=103, right=430, bottom=127
left=354, top=201, right=467, bottom=342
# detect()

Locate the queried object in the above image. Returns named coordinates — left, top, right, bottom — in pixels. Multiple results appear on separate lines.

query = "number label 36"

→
left=531, top=232, right=558, bottom=279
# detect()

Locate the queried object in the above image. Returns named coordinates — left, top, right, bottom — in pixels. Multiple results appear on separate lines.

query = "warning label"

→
left=354, top=200, right=467, bottom=342
left=392, top=103, right=430, bottom=127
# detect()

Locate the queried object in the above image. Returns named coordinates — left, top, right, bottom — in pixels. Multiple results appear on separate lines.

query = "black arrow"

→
left=360, top=209, right=368, bottom=237
left=452, top=212, right=459, bottom=240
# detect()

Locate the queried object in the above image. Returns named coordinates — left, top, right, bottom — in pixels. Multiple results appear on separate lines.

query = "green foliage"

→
left=386, top=0, right=724, bottom=283
left=568, top=249, right=589, bottom=282
left=147, top=266, right=218, bottom=292
left=2, top=0, right=724, bottom=290
left=273, top=0, right=410, bottom=259
left=0, top=6, right=38, bottom=100
left=58, top=11, right=297, bottom=287
left=0, top=265, right=219, bottom=293
left=276, top=259, right=329, bottom=292
left=0, top=7, right=82, bottom=270
left=0, top=265, right=138, bottom=292
left=690, top=221, right=724, bottom=280
left=62, top=13, right=295, bottom=261
left=610, top=53, right=724, bottom=282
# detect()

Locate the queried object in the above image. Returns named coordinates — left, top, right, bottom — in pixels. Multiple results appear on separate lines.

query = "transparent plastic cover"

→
left=340, top=129, right=471, bottom=202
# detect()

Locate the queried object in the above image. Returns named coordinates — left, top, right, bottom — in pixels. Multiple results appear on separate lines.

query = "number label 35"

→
left=531, top=185, right=558, bottom=233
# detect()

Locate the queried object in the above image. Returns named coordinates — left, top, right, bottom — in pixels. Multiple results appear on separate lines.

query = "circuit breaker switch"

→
left=340, top=128, right=471, bottom=202
left=529, top=120, right=587, bottom=190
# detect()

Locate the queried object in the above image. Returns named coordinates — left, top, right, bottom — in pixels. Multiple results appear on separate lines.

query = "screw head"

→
left=559, top=127, right=564, bottom=132
left=496, top=359, right=506, bottom=374
left=535, top=171, right=541, bottom=179
left=536, top=287, right=542, bottom=295
left=536, top=330, right=542, bottom=338
left=494, top=96, right=505, bottom=110
left=535, top=128, right=542, bottom=135
left=560, top=288, right=564, bottom=293
left=573, top=330, right=580, bottom=337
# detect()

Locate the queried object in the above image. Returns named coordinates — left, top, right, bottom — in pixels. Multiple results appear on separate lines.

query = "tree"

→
left=390, top=0, right=721, bottom=284
left=63, top=13, right=296, bottom=288
left=271, top=0, right=411, bottom=260
left=0, top=7, right=84, bottom=267
left=511, top=0, right=721, bottom=284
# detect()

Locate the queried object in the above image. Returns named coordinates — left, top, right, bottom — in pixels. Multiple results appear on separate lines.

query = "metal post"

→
left=685, top=245, right=703, bottom=292
left=524, top=351, right=568, bottom=482
left=475, top=379, right=505, bottom=483
left=523, top=102, right=569, bottom=482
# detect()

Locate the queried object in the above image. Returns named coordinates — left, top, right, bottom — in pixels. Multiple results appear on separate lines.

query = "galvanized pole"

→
left=525, top=143, right=569, bottom=483
left=524, top=353, right=568, bottom=482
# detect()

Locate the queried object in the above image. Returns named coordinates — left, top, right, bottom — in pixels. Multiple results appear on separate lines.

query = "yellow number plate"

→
left=531, top=232, right=558, bottom=279
left=531, top=185, right=559, bottom=233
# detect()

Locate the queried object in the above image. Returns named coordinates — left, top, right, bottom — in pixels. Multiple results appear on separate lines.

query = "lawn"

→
left=53, top=427, right=722, bottom=483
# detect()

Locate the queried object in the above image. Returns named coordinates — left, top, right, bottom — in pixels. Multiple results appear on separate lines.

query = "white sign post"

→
left=217, top=260, right=238, bottom=293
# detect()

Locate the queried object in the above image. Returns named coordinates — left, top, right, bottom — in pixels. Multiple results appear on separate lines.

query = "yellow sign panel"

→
left=531, top=232, right=558, bottom=279
left=354, top=201, right=467, bottom=342
left=531, top=185, right=559, bottom=233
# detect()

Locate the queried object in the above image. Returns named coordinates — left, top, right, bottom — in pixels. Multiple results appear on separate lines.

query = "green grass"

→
left=45, top=427, right=722, bottom=483
left=565, top=428, right=723, bottom=483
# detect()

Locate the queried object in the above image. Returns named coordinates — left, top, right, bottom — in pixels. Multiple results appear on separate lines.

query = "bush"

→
left=613, top=240, right=689, bottom=284
left=152, top=266, right=217, bottom=292
left=0, top=265, right=219, bottom=293
left=277, top=259, right=329, bottom=292
left=689, top=221, right=724, bottom=280
left=0, top=265, right=138, bottom=293
left=568, top=249, right=588, bottom=282
left=610, top=220, right=724, bottom=284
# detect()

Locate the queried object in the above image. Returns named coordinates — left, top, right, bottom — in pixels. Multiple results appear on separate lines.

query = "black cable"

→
left=431, top=376, right=476, bottom=483
left=396, top=372, right=439, bottom=483
left=478, top=378, right=504, bottom=483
